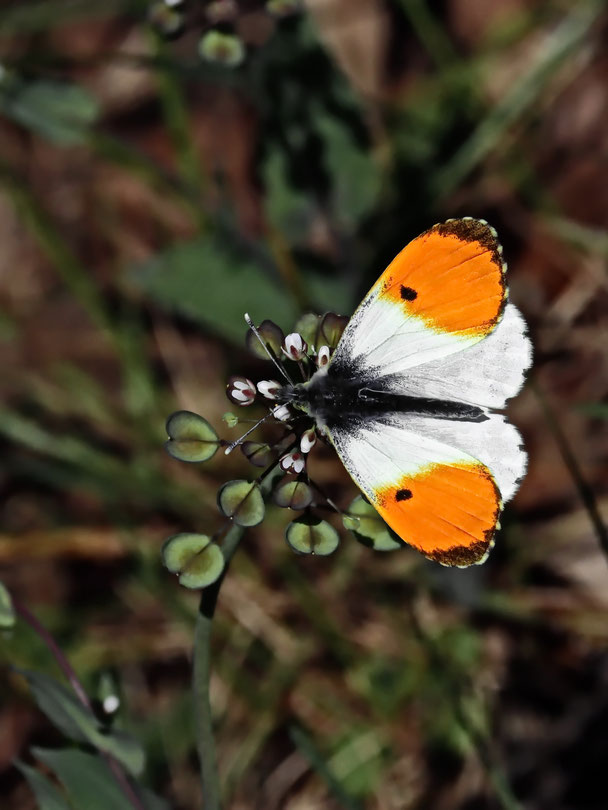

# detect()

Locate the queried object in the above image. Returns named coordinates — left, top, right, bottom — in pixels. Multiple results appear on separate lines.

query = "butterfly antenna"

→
left=224, top=411, right=275, bottom=455
left=244, top=313, right=294, bottom=385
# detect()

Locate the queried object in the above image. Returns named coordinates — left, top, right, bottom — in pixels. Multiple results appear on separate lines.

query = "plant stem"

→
left=192, top=525, right=244, bottom=810
left=13, top=599, right=146, bottom=810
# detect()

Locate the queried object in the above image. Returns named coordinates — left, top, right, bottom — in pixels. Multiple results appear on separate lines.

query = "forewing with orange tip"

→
left=331, top=218, right=509, bottom=377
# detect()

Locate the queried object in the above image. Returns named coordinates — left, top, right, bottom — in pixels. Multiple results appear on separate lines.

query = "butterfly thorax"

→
left=284, top=366, right=488, bottom=433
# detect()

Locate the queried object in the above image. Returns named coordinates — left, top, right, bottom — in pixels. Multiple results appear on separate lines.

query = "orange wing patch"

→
left=374, top=461, right=501, bottom=566
left=378, top=219, right=506, bottom=338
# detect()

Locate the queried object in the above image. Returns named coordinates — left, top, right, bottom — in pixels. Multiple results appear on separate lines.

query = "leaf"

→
left=286, top=515, right=340, bottom=555
left=165, top=410, right=219, bottom=463
left=217, top=480, right=265, bottom=527
left=0, top=76, right=99, bottom=145
left=343, top=497, right=404, bottom=551
left=161, top=533, right=225, bottom=589
left=131, top=234, right=298, bottom=343
left=130, top=234, right=352, bottom=345
left=0, top=579, right=15, bottom=628
left=14, top=760, right=71, bottom=810
left=31, top=748, right=136, bottom=810
left=19, top=670, right=144, bottom=776
left=314, top=104, right=381, bottom=230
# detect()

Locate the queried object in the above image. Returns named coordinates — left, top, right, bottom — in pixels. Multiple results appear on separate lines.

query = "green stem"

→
left=192, top=525, right=244, bottom=810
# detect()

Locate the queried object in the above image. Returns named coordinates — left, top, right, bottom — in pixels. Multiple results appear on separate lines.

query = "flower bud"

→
left=317, top=345, right=331, bottom=367
left=282, top=333, right=308, bottom=361
left=226, top=376, right=256, bottom=406
left=280, top=451, right=306, bottom=474
left=222, top=412, right=240, bottom=428
left=257, top=379, right=281, bottom=400
left=300, top=429, right=316, bottom=454
left=272, top=404, right=291, bottom=421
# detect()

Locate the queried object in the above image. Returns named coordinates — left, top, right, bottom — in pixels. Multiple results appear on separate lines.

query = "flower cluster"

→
left=148, top=0, right=302, bottom=66
left=163, top=311, right=403, bottom=590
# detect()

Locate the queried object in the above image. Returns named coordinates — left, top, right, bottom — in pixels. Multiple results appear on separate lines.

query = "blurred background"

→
left=1, top=1, right=608, bottom=808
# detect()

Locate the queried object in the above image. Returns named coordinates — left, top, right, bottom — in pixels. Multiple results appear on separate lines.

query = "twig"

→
left=13, top=599, right=147, bottom=810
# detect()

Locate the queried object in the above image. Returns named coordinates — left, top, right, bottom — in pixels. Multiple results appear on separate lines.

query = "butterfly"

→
left=236, top=218, right=532, bottom=566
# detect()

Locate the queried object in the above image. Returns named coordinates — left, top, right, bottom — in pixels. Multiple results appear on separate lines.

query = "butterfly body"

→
left=283, top=218, right=531, bottom=566
left=288, top=370, right=488, bottom=434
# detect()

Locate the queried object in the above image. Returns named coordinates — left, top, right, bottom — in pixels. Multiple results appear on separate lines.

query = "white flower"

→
left=282, top=332, right=308, bottom=361
left=272, top=404, right=291, bottom=421
left=300, top=429, right=316, bottom=454
left=227, top=376, right=256, bottom=406
left=257, top=379, right=281, bottom=399
left=280, top=451, right=306, bottom=474
left=317, top=345, right=331, bottom=367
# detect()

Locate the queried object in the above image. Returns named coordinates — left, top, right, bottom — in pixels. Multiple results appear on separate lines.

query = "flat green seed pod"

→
left=0, top=581, right=15, bottom=628
left=286, top=515, right=339, bottom=556
left=293, top=313, right=321, bottom=350
left=217, top=480, right=265, bottom=527
left=272, top=479, right=313, bottom=510
left=343, top=496, right=404, bottom=551
left=199, top=31, right=245, bottom=67
left=161, top=533, right=225, bottom=589
left=319, top=312, right=348, bottom=349
left=241, top=441, right=273, bottom=468
left=165, top=410, right=219, bottom=463
left=246, top=319, right=285, bottom=360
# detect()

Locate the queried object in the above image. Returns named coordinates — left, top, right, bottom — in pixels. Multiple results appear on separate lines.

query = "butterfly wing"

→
left=324, top=218, right=531, bottom=565
left=329, top=415, right=512, bottom=566
left=332, top=218, right=509, bottom=377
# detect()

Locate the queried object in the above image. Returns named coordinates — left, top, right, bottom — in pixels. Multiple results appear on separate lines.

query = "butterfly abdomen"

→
left=292, top=368, right=488, bottom=434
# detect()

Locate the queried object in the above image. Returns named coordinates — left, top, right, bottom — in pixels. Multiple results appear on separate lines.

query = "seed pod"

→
left=266, top=0, right=302, bottom=17
left=217, top=480, right=265, bottom=527
left=198, top=30, right=245, bottom=67
left=293, top=313, right=321, bottom=349
left=165, top=411, right=220, bottom=463
left=319, top=312, right=348, bottom=350
left=162, top=533, right=225, bottom=589
left=148, top=1, right=184, bottom=37
left=246, top=320, right=285, bottom=360
left=272, top=479, right=313, bottom=510
left=241, top=441, right=273, bottom=468
left=343, top=496, right=404, bottom=551
left=286, top=515, right=340, bottom=556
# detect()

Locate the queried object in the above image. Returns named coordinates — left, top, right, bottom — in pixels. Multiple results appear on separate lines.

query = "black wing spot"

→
left=396, top=488, right=412, bottom=501
left=400, top=286, right=417, bottom=301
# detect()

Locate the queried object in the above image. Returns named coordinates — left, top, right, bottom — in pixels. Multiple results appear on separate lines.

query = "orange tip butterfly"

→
left=256, top=218, right=532, bottom=566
